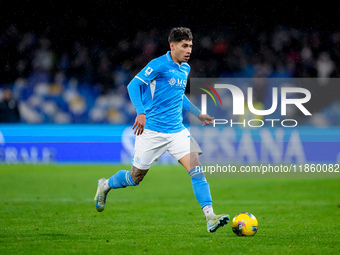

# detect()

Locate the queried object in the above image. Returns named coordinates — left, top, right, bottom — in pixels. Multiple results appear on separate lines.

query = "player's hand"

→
left=198, top=113, right=214, bottom=126
left=132, top=114, right=146, bottom=135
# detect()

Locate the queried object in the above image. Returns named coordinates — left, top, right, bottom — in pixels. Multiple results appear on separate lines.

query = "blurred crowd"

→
left=0, top=23, right=340, bottom=125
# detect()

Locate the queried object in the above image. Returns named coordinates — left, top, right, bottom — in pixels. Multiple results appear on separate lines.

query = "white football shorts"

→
left=132, top=128, right=202, bottom=170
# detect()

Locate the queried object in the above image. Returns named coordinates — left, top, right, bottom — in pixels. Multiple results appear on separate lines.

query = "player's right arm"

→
left=127, top=59, right=162, bottom=135
left=127, top=77, right=146, bottom=135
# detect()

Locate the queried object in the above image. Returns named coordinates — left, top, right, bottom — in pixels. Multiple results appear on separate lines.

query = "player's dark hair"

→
left=168, top=27, right=193, bottom=43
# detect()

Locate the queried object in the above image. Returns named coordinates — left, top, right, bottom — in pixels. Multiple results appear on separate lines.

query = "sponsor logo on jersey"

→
left=168, top=77, right=187, bottom=87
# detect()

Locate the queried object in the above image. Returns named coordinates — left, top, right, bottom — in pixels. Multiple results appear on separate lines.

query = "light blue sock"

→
left=108, top=170, right=137, bottom=189
left=188, top=165, right=212, bottom=209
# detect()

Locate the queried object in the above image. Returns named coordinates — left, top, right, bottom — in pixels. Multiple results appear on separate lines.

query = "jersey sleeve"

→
left=135, top=59, right=163, bottom=85
left=183, top=94, right=201, bottom=117
left=127, top=77, right=146, bottom=115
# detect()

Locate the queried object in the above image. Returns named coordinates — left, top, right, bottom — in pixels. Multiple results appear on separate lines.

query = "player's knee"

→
left=130, top=167, right=149, bottom=185
left=190, top=152, right=200, bottom=169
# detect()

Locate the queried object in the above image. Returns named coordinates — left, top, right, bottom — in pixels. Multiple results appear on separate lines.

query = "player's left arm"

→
left=183, top=95, right=214, bottom=126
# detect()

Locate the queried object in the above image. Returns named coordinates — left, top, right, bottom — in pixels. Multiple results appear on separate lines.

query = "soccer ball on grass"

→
left=231, top=212, right=258, bottom=236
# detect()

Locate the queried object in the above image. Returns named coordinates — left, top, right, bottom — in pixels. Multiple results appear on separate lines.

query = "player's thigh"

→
left=167, top=128, right=202, bottom=169
left=132, top=129, right=168, bottom=169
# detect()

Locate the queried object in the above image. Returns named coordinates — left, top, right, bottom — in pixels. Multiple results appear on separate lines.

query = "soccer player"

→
left=94, top=27, right=229, bottom=232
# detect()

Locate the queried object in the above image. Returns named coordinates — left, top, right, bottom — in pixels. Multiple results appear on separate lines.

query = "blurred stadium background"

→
left=0, top=1, right=340, bottom=164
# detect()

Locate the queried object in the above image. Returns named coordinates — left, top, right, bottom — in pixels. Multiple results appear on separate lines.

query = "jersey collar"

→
left=166, top=51, right=185, bottom=68
left=166, top=51, right=174, bottom=63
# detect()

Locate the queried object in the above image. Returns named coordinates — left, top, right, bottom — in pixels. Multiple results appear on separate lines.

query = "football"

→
left=231, top=212, right=258, bottom=236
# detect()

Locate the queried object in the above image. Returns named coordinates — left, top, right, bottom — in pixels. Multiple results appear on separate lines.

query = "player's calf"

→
left=188, top=164, right=230, bottom=232
left=94, top=167, right=148, bottom=212
left=130, top=166, right=149, bottom=184
left=108, top=170, right=138, bottom=189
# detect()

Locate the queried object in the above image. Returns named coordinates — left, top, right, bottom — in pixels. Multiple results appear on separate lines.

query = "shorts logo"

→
left=144, top=67, right=153, bottom=76
left=135, top=156, right=141, bottom=163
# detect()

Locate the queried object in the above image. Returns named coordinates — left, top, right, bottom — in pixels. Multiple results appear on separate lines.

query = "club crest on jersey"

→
left=168, top=77, right=176, bottom=86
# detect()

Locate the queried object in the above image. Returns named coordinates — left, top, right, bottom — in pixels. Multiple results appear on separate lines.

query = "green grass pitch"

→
left=0, top=164, right=339, bottom=255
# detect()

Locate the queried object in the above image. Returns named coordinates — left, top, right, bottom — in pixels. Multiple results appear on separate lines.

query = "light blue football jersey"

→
left=133, top=51, right=190, bottom=133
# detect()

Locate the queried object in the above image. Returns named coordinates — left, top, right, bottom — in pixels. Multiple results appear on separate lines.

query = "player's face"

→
left=170, top=40, right=193, bottom=64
